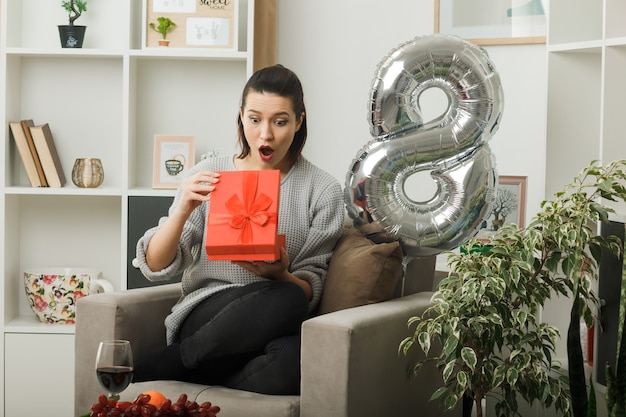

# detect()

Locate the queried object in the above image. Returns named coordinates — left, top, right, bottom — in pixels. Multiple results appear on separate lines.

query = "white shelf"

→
left=547, top=40, right=603, bottom=53
left=5, top=315, right=76, bottom=334
left=4, top=185, right=123, bottom=196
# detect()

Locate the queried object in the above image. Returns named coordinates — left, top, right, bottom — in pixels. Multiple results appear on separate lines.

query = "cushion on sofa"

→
left=318, top=227, right=403, bottom=314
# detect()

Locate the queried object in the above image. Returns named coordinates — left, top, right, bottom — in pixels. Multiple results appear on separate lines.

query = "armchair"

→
left=75, top=229, right=459, bottom=417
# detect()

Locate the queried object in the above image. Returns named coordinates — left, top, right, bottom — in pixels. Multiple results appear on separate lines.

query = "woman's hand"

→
left=172, top=171, right=221, bottom=218
left=232, top=248, right=313, bottom=300
left=146, top=171, right=220, bottom=271
left=231, top=247, right=290, bottom=280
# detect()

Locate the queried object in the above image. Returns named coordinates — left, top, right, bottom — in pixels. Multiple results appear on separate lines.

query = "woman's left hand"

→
left=231, top=248, right=290, bottom=280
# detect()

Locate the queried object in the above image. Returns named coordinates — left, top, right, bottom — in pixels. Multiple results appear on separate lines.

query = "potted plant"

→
left=400, top=159, right=626, bottom=417
left=58, top=0, right=88, bottom=48
left=150, top=17, right=177, bottom=47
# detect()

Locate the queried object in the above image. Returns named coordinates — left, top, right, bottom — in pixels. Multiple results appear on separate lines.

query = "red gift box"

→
left=206, top=170, right=284, bottom=261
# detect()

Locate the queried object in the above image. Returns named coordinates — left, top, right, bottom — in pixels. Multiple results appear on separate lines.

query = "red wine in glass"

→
left=96, top=365, right=134, bottom=394
left=95, top=340, right=134, bottom=398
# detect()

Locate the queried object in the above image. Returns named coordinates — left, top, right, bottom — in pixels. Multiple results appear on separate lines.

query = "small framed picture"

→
left=143, top=0, right=238, bottom=49
left=435, top=0, right=546, bottom=45
left=153, top=135, right=195, bottom=189
left=477, top=175, right=528, bottom=239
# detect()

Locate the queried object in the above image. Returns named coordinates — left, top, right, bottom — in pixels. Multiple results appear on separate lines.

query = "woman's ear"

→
left=295, top=112, right=305, bottom=132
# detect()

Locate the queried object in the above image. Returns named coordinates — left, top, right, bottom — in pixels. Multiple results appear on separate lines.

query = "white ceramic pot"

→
left=23, top=268, right=113, bottom=324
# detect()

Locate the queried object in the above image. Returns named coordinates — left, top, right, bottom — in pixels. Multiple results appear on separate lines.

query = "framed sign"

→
left=477, top=175, right=528, bottom=239
left=143, top=0, right=238, bottom=49
left=153, top=135, right=195, bottom=189
left=435, top=0, right=546, bottom=45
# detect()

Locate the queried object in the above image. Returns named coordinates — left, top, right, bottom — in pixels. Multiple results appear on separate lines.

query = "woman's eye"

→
left=249, top=117, right=260, bottom=123
left=275, top=119, right=287, bottom=126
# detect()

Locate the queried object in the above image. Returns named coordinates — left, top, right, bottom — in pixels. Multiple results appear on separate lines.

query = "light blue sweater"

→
left=135, top=155, right=345, bottom=344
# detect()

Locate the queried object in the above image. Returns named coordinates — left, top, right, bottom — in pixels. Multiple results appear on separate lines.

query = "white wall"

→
left=276, top=0, right=547, bottom=226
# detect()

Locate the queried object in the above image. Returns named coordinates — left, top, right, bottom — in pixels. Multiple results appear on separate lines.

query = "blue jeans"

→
left=135, top=280, right=309, bottom=395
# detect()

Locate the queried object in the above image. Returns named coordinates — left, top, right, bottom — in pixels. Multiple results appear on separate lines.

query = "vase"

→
left=58, top=25, right=87, bottom=48
left=23, top=268, right=113, bottom=324
left=72, top=158, right=104, bottom=188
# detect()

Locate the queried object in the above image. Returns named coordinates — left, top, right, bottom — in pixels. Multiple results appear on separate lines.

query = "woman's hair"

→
left=236, top=64, right=307, bottom=167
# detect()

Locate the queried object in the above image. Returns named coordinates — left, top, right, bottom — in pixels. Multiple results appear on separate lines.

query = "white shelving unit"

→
left=543, top=0, right=626, bottom=416
left=545, top=0, right=626, bottom=204
left=0, top=0, right=261, bottom=415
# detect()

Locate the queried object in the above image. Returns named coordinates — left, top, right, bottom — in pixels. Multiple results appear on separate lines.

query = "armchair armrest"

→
left=74, top=283, right=182, bottom=416
left=300, top=291, right=458, bottom=417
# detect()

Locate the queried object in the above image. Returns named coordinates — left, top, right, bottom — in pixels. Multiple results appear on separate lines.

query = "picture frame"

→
left=434, top=0, right=547, bottom=45
left=152, top=135, right=195, bottom=189
left=477, top=175, right=528, bottom=239
left=143, top=0, right=238, bottom=50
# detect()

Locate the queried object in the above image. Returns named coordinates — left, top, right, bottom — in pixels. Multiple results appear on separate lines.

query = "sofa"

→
left=75, top=228, right=459, bottom=417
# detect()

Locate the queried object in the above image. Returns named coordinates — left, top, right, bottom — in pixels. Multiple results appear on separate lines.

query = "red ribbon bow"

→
left=224, top=171, right=276, bottom=244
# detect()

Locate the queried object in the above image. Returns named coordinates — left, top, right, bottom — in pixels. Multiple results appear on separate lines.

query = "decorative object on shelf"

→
left=475, top=175, right=528, bottom=240
left=434, top=0, right=546, bottom=45
left=345, top=34, right=504, bottom=258
left=72, top=158, right=104, bottom=188
left=59, top=0, right=88, bottom=48
left=400, top=159, right=626, bottom=417
left=149, top=16, right=177, bottom=47
left=23, top=268, right=113, bottom=324
left=153, top=135, right=195, bottom=189
left=143, top=0, right=237, bottom=50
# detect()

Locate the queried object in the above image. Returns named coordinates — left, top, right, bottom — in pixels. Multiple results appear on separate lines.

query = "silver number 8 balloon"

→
left=345, top=34, right=504, bottom=257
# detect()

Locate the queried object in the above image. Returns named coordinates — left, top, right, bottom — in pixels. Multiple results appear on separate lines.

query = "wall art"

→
left=153, top=135, right=195, bottom=189
left=435, top=0, right=546, bottom=45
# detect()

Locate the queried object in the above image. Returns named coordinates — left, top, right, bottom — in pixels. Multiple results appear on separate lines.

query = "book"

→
left=9, top=121, right=43, bottom=187
left=20, top=119, right=49, bottom=187
left=29, top=123, right=66, bottom=188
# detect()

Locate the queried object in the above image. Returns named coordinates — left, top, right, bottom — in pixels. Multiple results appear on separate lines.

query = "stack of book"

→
left=9, top=120, right=67, bottom=187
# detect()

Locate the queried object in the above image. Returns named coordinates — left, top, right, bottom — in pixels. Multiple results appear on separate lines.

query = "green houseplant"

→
left=400, top=159, right=626, bottom=417
left=58, top=0, right=88, bottom=48
left=150, top=17, right=177, bottom=47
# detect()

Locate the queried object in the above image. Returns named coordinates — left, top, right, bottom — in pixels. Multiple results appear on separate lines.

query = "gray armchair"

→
left=74, top=240, right=458, bottom=417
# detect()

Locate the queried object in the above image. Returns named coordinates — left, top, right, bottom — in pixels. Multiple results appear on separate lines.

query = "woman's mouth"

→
left=259, top=146, right=274, bottom=161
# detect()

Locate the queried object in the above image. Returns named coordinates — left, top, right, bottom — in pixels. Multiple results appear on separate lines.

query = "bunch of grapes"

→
left=88, top=393, right=220, bottom=417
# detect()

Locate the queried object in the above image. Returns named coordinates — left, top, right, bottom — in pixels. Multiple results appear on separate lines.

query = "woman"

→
left=133, top=65, right=345, bottom=395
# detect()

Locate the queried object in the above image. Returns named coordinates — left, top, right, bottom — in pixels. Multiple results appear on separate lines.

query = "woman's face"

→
left=239, top=91, right=303, bottom=173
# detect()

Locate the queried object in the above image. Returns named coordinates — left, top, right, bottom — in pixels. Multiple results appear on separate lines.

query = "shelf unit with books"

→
left=0, top=0, right=269, bottom=414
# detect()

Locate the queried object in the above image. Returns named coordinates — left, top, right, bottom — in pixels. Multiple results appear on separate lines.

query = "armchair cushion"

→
left=318, top=227, right=403, bottom=314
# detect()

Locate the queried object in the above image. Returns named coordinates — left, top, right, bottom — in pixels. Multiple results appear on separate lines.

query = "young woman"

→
left=133, top=65, right=345, bottom=395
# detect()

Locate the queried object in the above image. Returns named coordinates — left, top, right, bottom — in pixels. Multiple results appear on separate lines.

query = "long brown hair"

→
left=236, top=65, right=307, bottom=168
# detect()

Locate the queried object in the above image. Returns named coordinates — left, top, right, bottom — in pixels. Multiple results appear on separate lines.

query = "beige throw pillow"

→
left=318, top=227, right=403, bottom=314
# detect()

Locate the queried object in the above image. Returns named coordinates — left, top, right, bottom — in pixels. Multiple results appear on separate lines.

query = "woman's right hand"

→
left=145, top=171, right=220, bottom=271
left=173, top=171, right=221, bottom=218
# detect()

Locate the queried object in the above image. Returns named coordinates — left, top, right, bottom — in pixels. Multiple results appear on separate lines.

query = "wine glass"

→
left=95, top=340, right=134, bottom=399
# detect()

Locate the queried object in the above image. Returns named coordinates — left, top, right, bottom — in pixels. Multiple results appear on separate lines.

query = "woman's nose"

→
left=260, top=122, right=273, bottom=140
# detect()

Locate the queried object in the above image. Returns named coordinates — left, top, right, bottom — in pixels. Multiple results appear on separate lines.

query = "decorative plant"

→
left=400, top=159, right=626, bottom=417
left=150, top=17, right=177, bottom=40
left=61, top=0, right=87, bottom=26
